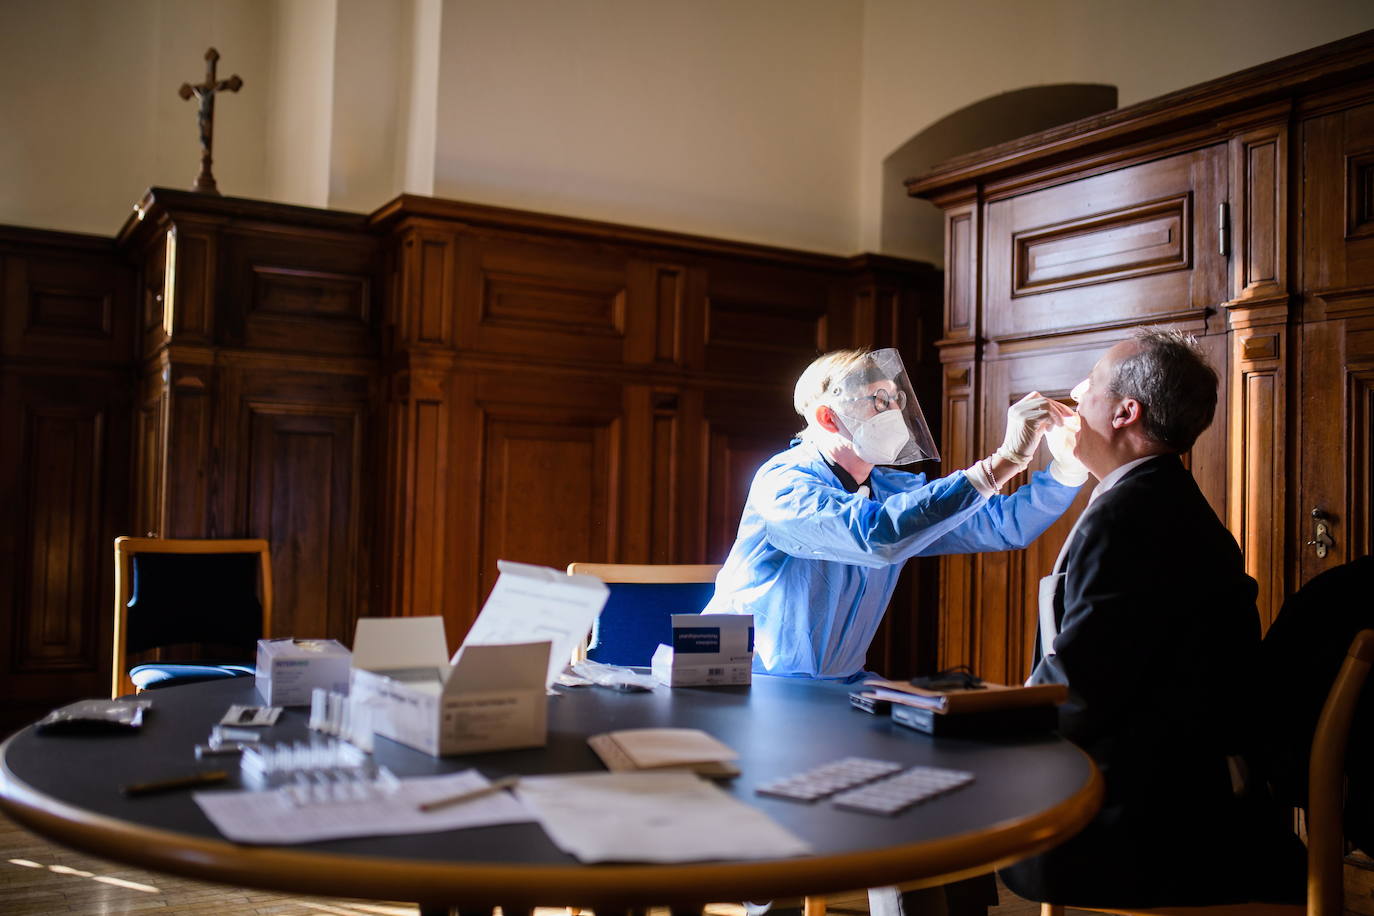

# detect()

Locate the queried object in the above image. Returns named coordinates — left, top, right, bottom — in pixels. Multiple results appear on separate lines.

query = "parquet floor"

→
left=0, top=809, right=1046, bottom=916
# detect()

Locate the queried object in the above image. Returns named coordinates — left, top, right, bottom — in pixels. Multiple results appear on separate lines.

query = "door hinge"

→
left=1219, top=202, right=1230, bottom=258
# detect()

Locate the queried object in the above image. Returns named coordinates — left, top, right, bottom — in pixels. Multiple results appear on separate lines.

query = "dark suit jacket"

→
left=1000, top=455, right=1303, bottom=907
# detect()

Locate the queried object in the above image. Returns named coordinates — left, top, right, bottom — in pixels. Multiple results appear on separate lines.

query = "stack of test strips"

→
left=756, top=757, right=903, bottom=802
left=830, top=765, right=974, bottom=815
left=755, top=756, right=974, bottom=815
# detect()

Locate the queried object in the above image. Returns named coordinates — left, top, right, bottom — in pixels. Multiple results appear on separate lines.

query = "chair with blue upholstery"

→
left=112, top=536, right=272, bottom=698
left=565, top=562, right=721, bottom=666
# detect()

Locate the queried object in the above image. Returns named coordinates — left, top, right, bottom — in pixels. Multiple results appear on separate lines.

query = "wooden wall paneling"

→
left=1299, top=313, right=1374, bottom=585
left=133, top=360, right=169, bottom=537
left=394, top=224, right=457, bottom=348
left=0, top=246, right=133, bottom=364
left=625, top=260, right=706, bottom=368
left=463, top=371, right=629, bottom=644
left=982, top=145, right=1229, bottom=343
left=219, top=363, right=374, bottom=641
left=457, top=234, right=632, bottom=367
left=935, top=192, right=982, bottom=672
left=944, top=200, right=979, bottom=343
left=703, top=260, right=833, bottom=380
left=221, top=226, right=380, bottom=356
left=379, top=360, right=450, bottom=621
left=161, top=355, right=216, bottom=538
left=1302, top=96, right=1374, bottom=302
left=937, top=350, right=977, bottom=671
left=0, top=368, right=130, bottom=725
left=164, top=218, right=219, bottom=344
left=0, top=228, right=136, bottom=732
left=1229, top=120, right=1289, bottom=304
left=700, top=384, right=801, bottom=565
left=625, top=383, right=694, bottom=565
left=1226, top=313, right=1287, bottom=627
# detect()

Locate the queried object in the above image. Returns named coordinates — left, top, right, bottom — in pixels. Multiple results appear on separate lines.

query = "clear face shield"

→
left=825, top=348, right=938, bottom=465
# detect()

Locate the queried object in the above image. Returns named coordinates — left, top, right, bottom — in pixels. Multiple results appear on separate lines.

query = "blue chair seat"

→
left=129, top=663, right=256, bottom=691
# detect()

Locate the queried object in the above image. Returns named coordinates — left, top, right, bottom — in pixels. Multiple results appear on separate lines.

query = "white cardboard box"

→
left=651, top=613, right=754, bottom=687
left=349, top=561, right=610, bottom=757
left=349, top=616, right=552, bottom=757
left=255, top=638, right=352, bottom=706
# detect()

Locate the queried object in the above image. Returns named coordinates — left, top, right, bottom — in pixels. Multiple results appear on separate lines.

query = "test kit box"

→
left=350, top=561, right=610, bottom=757
left=651, top=613, right=754, bottom=687
left=255, top=638, right=352, bottom=706
left=349, top=616, right=551, bottom=757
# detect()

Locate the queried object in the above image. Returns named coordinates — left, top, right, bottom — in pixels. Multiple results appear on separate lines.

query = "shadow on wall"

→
left=882, top=84, right=1118, bottom=266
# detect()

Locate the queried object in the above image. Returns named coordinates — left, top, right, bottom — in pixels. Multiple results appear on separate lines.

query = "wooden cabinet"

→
left=0, top=228, right=135, bottom=731
left=371, top=198, right=941, bottom=663
left=116, top=190, right=383, bottom=648
left=0, top=188, right=938, bottom=730
left=908, top=31, right=1374, bottom=685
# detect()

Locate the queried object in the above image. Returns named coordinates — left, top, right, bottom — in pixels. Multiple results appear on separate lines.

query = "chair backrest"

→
left=112, top=537, right=273, bottom=698
left=1306, top=628, right=1374, bottom=916
left=565, top=563, right=721, bottom=667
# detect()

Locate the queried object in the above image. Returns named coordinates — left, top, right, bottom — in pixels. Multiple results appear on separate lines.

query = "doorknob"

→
left=1307, top=508, right=1335, bottom=559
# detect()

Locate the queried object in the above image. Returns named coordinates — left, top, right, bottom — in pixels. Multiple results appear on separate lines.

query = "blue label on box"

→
left=673, top=627, right=720, bottom=653
left=748, top=626, right=754, bottom=653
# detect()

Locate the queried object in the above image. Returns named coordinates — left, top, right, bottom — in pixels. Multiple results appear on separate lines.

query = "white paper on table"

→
left=193, top=770, right=535, bottom=845
left=515, top=771, right=812, bottom=863
left=457, top=560, right=609, bottom=689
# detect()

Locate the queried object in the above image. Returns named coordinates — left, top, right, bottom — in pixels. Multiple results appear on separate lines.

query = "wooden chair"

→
left=565, top=562, right=722, bottom=666
left=1042, top=628, right=1374, bottom=916
left=112, top=536, right=273, bottom=698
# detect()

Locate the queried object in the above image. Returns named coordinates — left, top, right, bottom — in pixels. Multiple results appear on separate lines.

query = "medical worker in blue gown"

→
left=704, top=346, right=1089, bottom=681
left=708, top=348, right=1088, bottom=916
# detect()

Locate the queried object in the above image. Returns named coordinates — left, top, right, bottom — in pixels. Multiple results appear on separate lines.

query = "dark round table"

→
left=0, top=676, right=1101, bottom=912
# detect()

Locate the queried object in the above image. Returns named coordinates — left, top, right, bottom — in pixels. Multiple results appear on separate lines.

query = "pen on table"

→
left=418, top=775, right=520, bottom=813
left=122, top=770, right=230, bottom=797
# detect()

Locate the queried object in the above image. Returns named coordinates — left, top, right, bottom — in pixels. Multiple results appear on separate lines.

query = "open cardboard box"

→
left=349, top=561, right=609, bottom=756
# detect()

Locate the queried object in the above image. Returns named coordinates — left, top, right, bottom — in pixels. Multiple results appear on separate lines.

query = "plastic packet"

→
left=35, top=698, right=152, bottom=734
left=569, top=659, right=658, bottom=693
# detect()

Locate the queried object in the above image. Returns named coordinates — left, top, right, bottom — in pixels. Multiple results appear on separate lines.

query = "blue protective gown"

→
left=702, top=439, right=1080, bottom=680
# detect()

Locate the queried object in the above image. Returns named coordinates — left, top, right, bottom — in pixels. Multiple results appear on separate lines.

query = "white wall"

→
left=3, top=1, right=1374, bottom=254
left=432, top=0, right=865, bottom=254
left=0, top=0, right=272, bottom=236
left=860, top=0, right=1374, bottom=263
left=264, top=0, right=337, bottom=208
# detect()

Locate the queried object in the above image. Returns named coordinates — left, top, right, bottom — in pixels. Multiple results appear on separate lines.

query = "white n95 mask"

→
left=850, top=409, right=911, bottom=465
left=824, top=348, right=938, bottom=464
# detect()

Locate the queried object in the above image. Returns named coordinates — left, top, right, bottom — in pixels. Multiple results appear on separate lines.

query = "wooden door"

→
left=1298, top=94, right=1374, bottom=586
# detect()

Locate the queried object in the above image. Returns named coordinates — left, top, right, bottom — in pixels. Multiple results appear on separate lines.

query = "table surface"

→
left=0, top=676, right=1102, bottom=910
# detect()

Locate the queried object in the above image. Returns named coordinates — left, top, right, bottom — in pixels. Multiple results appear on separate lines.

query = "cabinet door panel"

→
left=0, top=370, right=129, bottom=717
left=221, top=368, right=374, bottom=644
left=985, top=146, right=1228, bottom=341
left=458, top=237, right=636, bottom=366
left=1302, top=100, right=1374, bottom=313
left=453, top=374, right=635, bottom=643
left=1299, top=315, right=1374, bottom=586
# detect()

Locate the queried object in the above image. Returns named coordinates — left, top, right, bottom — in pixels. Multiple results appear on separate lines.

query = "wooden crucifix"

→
left=178, top=48, right=243, bottom=195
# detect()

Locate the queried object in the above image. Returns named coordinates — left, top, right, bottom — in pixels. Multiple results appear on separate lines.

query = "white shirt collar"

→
left=1089, top=454, right=1161, bottom=503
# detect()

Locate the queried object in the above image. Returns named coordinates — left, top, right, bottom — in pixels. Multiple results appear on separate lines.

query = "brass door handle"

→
left=1307, top=508, right=1335, bottom=559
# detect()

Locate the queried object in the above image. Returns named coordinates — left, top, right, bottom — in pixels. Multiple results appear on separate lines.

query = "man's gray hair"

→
left=1106, top=328, right=1218, bottom=452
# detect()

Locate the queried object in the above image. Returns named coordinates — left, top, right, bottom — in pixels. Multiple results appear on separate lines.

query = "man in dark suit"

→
left=1000, top=329, right=1303, bottom=908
